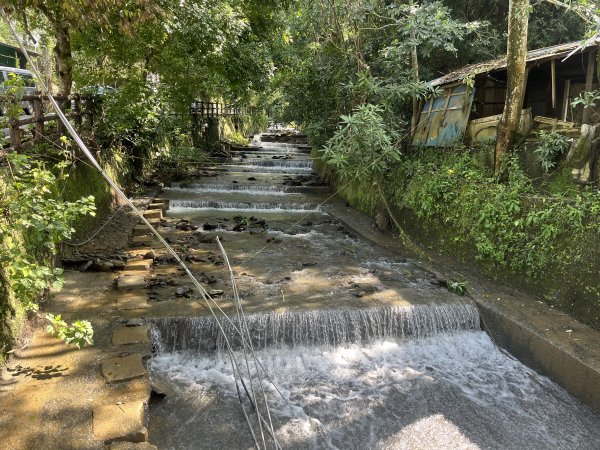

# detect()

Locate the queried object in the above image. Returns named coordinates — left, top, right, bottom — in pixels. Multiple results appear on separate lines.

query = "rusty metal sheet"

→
left=413, top=84, right=475, bottom=147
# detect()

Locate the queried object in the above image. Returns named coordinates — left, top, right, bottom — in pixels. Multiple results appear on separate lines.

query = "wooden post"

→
left=562, top=79, right=571, bottom=121
left=56, top=95, right=66, bottom=136
left=582, top=48, right=596, bottom=125
left=86, top=96, right=94, bottom=131
left=551, top=59, right=556, bottom=110
left=33, top=95, right=44, bottom=142
left=9, top=97, right=21, bottom=151
left=73, top=94, right=82, bottom=128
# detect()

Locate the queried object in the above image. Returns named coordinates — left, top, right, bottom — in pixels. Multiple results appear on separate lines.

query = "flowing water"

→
left=149, top=135, right=600, bottom=449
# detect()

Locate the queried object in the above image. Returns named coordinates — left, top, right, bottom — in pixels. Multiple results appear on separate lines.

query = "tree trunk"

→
left=53, top=23, right=72, bottom=97
left=410, top=42, right=420, bottom=137
left=495, top=0, right=529, bottom=173
left=409, top=1, right=420, bottom=137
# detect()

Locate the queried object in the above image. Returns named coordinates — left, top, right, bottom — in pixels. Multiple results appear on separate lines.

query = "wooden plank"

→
left=551, top=59, right=556, bottom=110
left=562, top=79, right=571, bottom=121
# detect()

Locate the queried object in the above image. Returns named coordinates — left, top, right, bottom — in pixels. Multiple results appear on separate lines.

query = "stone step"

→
left=101, top=354, right=147, bottom=383
left=93, top=401, right=148, bottom=444
left=131, top=235, right=153, bottom=247
left=116, top=275, right=147, bottom=290
left=142, top=217, right=161, bottom=226
left=116, top=292, right=149, bottom=310
left=110, top=442, right=157, bottom=450
left=125, top=259, right=154, bottom=271
left=133, top=225, right=151, bottom=236
left=112, top=326, right=150, bottom=346
left=147, top=203, right=167, bottom=214
left=153, top=198, right=170, bottom=210
left=142, top=210, right=162, bottom=220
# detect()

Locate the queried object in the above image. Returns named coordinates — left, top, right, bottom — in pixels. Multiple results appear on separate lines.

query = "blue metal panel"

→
left=413, top=84, right=475, bottom=147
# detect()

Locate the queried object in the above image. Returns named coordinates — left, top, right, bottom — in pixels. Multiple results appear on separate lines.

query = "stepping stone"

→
left=133, top=225, right=151, bottom=236
left=153, top=198, right=170, bottom=210
left=117, top=275, right=146, bottom=290
left=125, top=259, right=154, bottom=271
left=113, top=326, right=150, bottom=346
left=93, top=401, right=147, bottom=444
left=116, top=292, right=149, bottom=310
left=110, top=442, right=157, bottom=450
left=101, top=355, right=147, bottom=383
left=147, top=203, right=167, bottom=214
left=143, top=210, right=162, bottom=220
left=142, top=217, right=160, bottom=226
left=132, top=236, right=153, bottom=246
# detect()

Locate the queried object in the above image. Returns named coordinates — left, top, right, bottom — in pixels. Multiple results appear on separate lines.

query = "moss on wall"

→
left=0, top=148, right=135, bottom=363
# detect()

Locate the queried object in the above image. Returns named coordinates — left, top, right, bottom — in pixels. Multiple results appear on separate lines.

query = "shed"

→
left=0, top=42, right=39, bottom=70
left=414, top=39, right=600, bottom=147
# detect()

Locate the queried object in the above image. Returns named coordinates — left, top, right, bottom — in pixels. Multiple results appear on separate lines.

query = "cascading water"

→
left=149, top=136, right=600, bottom=449
left=149, top=306, right=600, bottom=449
left=152, top=303, right=480, bottom=352
left=170, top=199, right=320, bottom=212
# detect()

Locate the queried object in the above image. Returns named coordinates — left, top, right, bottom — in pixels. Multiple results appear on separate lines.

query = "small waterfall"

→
left=220, top=164, right=313, bottom=173
left=151, top=303, right=480, bottom=353
left=168, top=183, right=301, bottom=195
left=236, top=159, right=313, bottom=168
left=170, top=199, right=320, bottom=212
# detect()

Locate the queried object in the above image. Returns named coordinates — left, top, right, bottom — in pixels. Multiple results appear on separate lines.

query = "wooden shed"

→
left=0, top=42, right=39, bottom=70
left=414, top=39, right=599, bottom=147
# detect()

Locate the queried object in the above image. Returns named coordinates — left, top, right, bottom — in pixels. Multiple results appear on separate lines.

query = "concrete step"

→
left=142, top=210, right=162, bottom=220
left=116, top=292, right=149, bottom=310
left=93, top=401, right=148, bottom=444
left=116, top=275, right=147, bottom=290
left=110, top=442, right=157, bottom=450
left=112, top=326, right=150, bottom=346
left=147, top=203, right=166, bottom=214
left=131, top=236, right=153, bottom=247
left=101, top=355, right=147, bottom=383
left=125, top=259, right=154, bottom=271
left=133, top=225, right=151, bottom=236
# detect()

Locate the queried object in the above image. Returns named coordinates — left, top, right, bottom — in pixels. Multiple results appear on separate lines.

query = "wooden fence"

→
left=190, top=101, right=254, bottom=118
left=1, top=93, right=97, bottom=156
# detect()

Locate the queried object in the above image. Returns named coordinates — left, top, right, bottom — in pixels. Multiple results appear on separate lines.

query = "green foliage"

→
left=321, top=104, right=400, bottom=182
left=388, top=149, right=600, bottom=279
left=571, top=89, right=600, bottom=109
left=446, top=280, right=468, bottom=296
left=225, top=131, right=250, bottom=146
left=535, top=131, right=571, bottom=173
left=45, top=314, right=94, bottom=349
left=0, top=154, right=95, bottom=344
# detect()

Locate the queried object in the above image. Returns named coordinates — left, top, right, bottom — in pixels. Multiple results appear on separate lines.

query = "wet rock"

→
left=247, top=177, right=257, bottom=181
left=232, top=222, right=247, bottom=232
left=301, top=261, right=317, bottom=267
left=351, top=290, right=366, bottom=298
left=144, top=250, right=156, bottom=260
left=302, top=221, right=313, bottom=227
left=126, top=319, right=145, bottom=327
left=266, top=237, right=282, bottom=244
left=203, top=223, right=218, bottom=231
left=175, top=286, right=191, bottom=298
left=208, top=289, right=224, bottom=297
left=176, top=222, right=198, bottom=231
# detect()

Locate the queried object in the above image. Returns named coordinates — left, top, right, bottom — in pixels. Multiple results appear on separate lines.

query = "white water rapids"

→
left=149, top=330, right=600, bottom=449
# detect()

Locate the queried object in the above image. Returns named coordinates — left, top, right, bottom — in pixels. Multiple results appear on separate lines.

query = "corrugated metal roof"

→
left=430, top=38, right=599, bottom=87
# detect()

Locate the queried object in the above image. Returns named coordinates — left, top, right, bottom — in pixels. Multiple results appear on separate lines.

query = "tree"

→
left=495, top=0, right=530, bottom=174
left=1, top=1, right=162, bottom=96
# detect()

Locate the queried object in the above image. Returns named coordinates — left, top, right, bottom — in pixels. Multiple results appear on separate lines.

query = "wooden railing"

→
left=1, top=93, right=98, bottom=155
left=190, top=101, right=254, bottom=118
